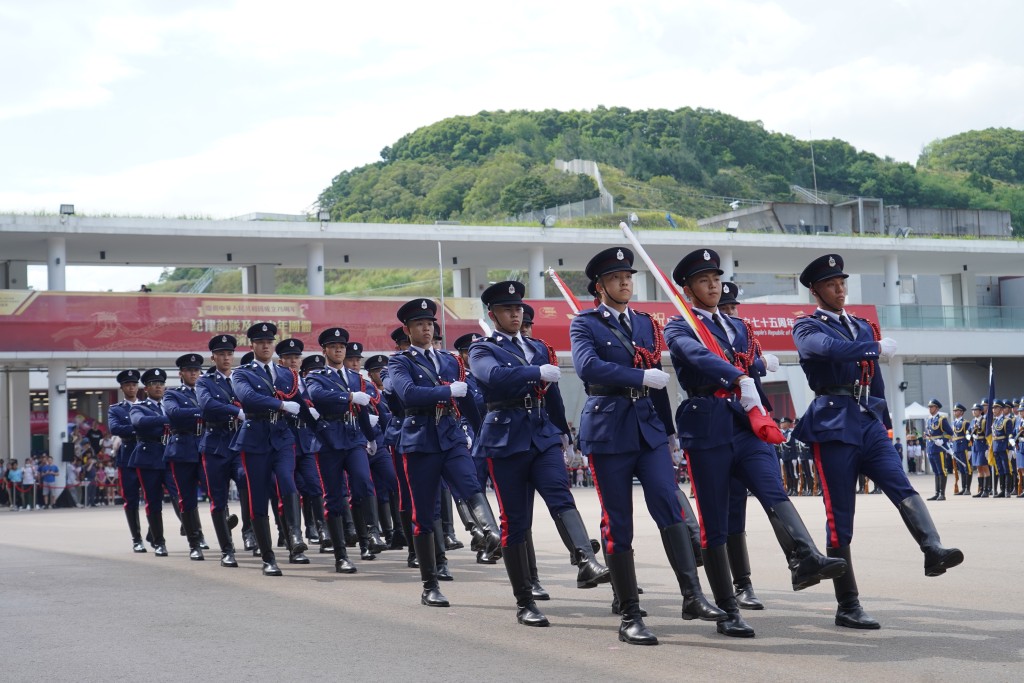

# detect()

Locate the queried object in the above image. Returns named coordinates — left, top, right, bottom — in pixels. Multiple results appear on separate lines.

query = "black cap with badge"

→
left=318, top=327, right=349, bottom=347
left=585, top=247, right=637, bottom=281
left=141, top=368, right=167, bottom=385
left=246, top=322, right=277, bottom=341
left=116, top=369, right=141, bottom=385
left=208, top=335, right=237, bottom=353
left=175, top=353, right=203, bottom=369
left=397, top=298, right=437, bottom=323
left=672, top=249, right=724, bottom=286
left=275, top=338, right=304, bottom=357
left=481, top=280, right=525, bottom=308
left=799, top=254, right=848, bottom=289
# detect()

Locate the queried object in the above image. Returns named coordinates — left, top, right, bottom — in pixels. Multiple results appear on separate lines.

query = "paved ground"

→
left=2, top=478, right=1022, bottom=682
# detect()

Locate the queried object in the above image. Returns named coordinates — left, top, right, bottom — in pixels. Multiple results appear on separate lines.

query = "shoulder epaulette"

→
left=575, top=308, right=602, bottom=317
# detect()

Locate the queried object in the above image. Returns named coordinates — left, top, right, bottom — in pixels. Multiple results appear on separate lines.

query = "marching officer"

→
left=364, top=352, right=407, bottom=550
left=1015, top=399, right=1024, bottom=497
left=387, top=298, right=501, bottom=608
left=950, top=403, right=971, bottom=495
left=163, top=353, right=207, bottom=561
left=108, top=369, right=146, bottom=552
left=792, top=253, right=963, bottom=629
left=924, top=399, right=954, bottom=501
left=196, top=334, right=245, bottom=567
left=520, top=303, right=535, bottom=338
left=231, top=322, right=306, bottom=576
left=128, top=368, right=172, bottom=557
left=571, top=247, right=721, bottom=646
left=665, top=248, right=845, bottom=638
left=469, top=280, right=609, bottom=627
left=970, top=401, right=991, bottom=497
left=991, top=399, right=1012, bottom=497
left=275, top=338, right=319, bottom=563
left=306, top=328, right=388, bottom=562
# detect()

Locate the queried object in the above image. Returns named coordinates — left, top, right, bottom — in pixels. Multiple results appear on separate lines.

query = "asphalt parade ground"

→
left=2, top=478, right=1022, bottom=683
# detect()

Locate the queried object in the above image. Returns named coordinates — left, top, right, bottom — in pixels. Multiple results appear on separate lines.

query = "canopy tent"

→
left=903, top=402, right=932, bottom=420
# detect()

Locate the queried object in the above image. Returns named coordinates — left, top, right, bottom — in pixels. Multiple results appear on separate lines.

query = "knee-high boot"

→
left=340, top=496, right=358, bottom=546
left=388, top=497, right=406, bottom=549
left=702, top=544, right=754, bottom=638
left=302, top=495, right=317, bottom=542
left=937, top=474, right=948, bottom=500
left=828, top=545, right=878, bottom=629
left=183, top=507, right=205, bottom=561
left=726, top=532, right=764, bottom=610
left=281, top=492, right=309, bottom=563
left=432, top=519, right=452, bottom=580
left=378, top=497, right=395, bottom=548
left=594, top=539, right=646, bottom=617
left=502, top=542, right=549, bottom=626
left=126, top=507, right=146, bottom=553
left=465, top=492, right=502, bottom=560
left=552, top=509, right=609, bottom=588
left=661, top=522, right=725, bottom=621
left=210, top=508, right=237, bottom=567
left=675, top=488, right=703, bottom=566
left=441, top=491, right=462, bottom=549
left=927, top=472, right=941, bottom=500
left=147, top=511, right=168, bottom=557
left=456, top=498, right=486, bottom=554
left=326, top=514, right=356, bottom=573
left=252, top=516, right=281, bottom=576
left=413, top=531, right=449, bottom=607
left=766, top=500, right=847, bottom=590
left=605, top=551, right=657, bottom=645
left=309, top=496, right=331, bottom=553
left=401, top=509, right=418, bottom=568
left=525, top=531, right=549, bottom=600
left=238, top=486, right=257, bottom=553
left=897, top=495, right=964, bottom=576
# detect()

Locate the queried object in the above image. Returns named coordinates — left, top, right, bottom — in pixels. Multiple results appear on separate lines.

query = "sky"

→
left=4, top=0, right=1023, bottom=290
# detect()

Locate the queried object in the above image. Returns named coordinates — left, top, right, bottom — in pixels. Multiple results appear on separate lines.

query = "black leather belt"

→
left=138, top=438, right=162, bottom=444
left=815, top=385, right=859, bottom=397
left=686, top=384, right=720, bottom=397
left=170, top=428, right=200, bottom=435
left=322, top=413, right=355, bottom=423
left=587, top=385, right=649, bottom=399
left=247, top=411, right=279, bottom=422
left=486, top=396, right=545, bottom=411
left=405, top=406, right=455, bottom=418
left=205, top=421, right=234, bottom=431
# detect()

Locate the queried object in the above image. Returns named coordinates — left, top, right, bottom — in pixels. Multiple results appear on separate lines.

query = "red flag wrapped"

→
left=747, top=407, right=785, bottom=444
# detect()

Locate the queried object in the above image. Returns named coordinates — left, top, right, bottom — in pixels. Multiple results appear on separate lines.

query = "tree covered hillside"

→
left=318, top=109, right=1024, bottom=234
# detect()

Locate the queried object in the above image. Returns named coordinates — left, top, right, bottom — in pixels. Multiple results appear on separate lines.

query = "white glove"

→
left=879, top=337, right=898, bottom=360
left=539, top=364, right=561, bottom=383
left=307, top=406, right=320, bottom=421
left=449, top=381, right=468, bottom=398
left=366, top=440, right=377, bottom=456
left=737, top=377, right=764, bottom=414
left=762, top=353, right=780, bottom=373
left=235, top=408, right=246, bottom=422
left=642, top=368, right=670, bottom=390
left=281, top=401, right=301, bottom=416
left=466, top=434, right=473, bottom=449
left=350, top=391, right=371, bottom=406
left=368, top=414, right=379, bottom=427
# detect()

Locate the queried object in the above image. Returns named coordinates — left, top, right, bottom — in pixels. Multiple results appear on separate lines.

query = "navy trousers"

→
left=201, top=451, right=243, bottom=513
left=316, top=445, right=375, bottom=517
left=487, top=443, right=576, bottom=546
left=295, top=449, right=324, bottom=499
left=402, top=444, right=481, bottom=535
left=589, top=444, right=684, bottom=554
left=118, top=466, right=142, bottom=512
left=168, top=461, right=201, bottom=513
left=239, top=446, right=297, bottom=520
left=368, top=450, right=399, bottom=503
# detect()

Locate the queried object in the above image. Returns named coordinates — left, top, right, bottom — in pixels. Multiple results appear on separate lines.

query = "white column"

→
left=7, top=371, right=30, bottom=465
left=634, top=270, right=649, bottom=301
left=47, top=237, right=66, bottom=291
left=252, top=264, right=276, bottom=294
left=958, top=270, right=976, bottom=328
left=528, top=247, right=545, bottom=299
left=452, top=268, right=466, bottom=298
left=886, top=356, right=907, bottom=472
left=2, top=260, right=28, bottom=288
left=307, top=242, right=325, bottom=296
left=47, top=362, right=68, bottom=489
left=720, top=248, right=735, bottom=282
left=883, top=253, right=900, bottom=327
left=468, top=266, right=488, bottom=298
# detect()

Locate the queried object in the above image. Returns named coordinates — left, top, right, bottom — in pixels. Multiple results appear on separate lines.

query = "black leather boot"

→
left=253, top=516, right=282, bottom=576
left=525, top=531, right=549, bottom=601
left=401, top=509, right=418, bottom=568
left=926, top=472, right=940, bottom=501
left=553, top=509, right=610, bottom=588
left=378, top=498, right=395, bottom=549
left=302, top=496, right=318, bottom=543
left=340, top=496, right=358, bottom=546
left=148, top=512, right=168, bottom=557
left=973, top=475, right=985, bottom=497
left=828, top=545, right=879, bottom=629
left=238, top=486, right=257, bottom=554
left=675, top=488, right=703, bottom=566
left=937, top=474, right=947, bottom=500
left=727, top=532, right=764, bottom=610
left=308, top=496, right=330, bottom=553
left=388, top=497, right=406, bottom=549
left=352, top=500, right=376, bottom=560
left=126, top=508, right=147, bottom=553
left=413, top=532, right=449, bottom=607
left=766, top=500, right=847, bottom=590
left=963, top=472, right=972, bottom=496
left=456, top=498, right=486, bottom=553
left=702, top=544, right=755, bottom=638
left=606, top=551, right=657, bottom=645
left=441, top=491, right=463, bottom=550
left=282, top=493, right=309, bottom=563
left=466, top=492, right=502, bottom=560
left=360, top=496, right=388, bottom=553
left=432, top=519, right=453, bottom=580
left=326, top=514, right=356, bottom=573
left=210, top=508, right=237, bottom=567
left=897, top=495, right=964, bottom=576
left=594, top=539, right=646, bottom=616
left=183, top=507, right=205, bottom=561
left=503, top=542, right=549, bottom=626
left=661, top=523, right=725, bottom=621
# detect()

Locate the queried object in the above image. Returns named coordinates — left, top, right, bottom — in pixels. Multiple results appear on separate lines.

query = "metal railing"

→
left=876, top=305, right=1024, bottom=330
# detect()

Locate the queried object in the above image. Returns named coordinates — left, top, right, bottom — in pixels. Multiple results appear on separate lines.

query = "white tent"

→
left=903, top=402, right=931, bottom=420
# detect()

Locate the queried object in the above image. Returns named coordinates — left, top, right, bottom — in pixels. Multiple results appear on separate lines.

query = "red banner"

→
left=0, top=290, right=876, bottom=354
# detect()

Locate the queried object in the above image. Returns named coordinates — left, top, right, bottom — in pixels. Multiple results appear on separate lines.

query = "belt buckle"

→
left=523, top=395, right=533, bottom=410
left=629, top=387, right=641, bottom=401
left=853, top=382, right=864, bottom=403
left=270, top=412, right=278, bottom=424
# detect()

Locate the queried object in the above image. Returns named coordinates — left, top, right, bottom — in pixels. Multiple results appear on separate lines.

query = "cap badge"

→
left=828, top=256, right=836, bottom=267
left=420, top=300, right=428, bottom=309
left=508, top=283, right=515, bottom=294
left=703, top=250, right=710, bottom=261
left=261, top=324, right=268, bottom=331
left=723, top=284, right=730, bottom=293
left=221, top=336, right=227, bottom=342
left=334, top=330, right=340, bottom=337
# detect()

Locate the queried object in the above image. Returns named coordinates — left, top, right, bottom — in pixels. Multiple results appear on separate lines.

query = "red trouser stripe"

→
left=401, top=453, right=419, bottom=535
left=486, top=458, right=509, bottom=547
left=587, top=455, right=614, bottom=554
left=812, top=443, right=840, bottom=548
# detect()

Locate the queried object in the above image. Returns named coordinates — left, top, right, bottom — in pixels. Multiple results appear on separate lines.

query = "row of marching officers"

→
left=109, top=244, right=963, bottom=647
